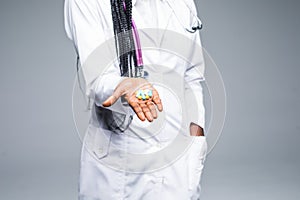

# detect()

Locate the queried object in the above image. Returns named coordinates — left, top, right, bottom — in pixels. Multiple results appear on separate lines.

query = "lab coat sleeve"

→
left=184, top=1, right=205, bottom=131
left=64, top=0, right=124, bottom=108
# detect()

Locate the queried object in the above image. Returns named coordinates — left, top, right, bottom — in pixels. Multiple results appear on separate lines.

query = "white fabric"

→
left=64, top=0, right=207, bottom=199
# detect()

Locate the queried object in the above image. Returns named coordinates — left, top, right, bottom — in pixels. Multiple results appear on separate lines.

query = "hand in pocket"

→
left=189, top=122, right=204, bottom=136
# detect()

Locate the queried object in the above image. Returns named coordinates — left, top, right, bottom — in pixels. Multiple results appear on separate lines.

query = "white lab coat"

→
left=64, top=0, right=207, bottom=199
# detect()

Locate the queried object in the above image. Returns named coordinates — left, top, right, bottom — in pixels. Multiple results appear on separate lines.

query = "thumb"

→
left=102, top=86, right=124, bottom=107
left=102, top=95, right=118, bottom=107
left=102, top=80, right=126, bottom=107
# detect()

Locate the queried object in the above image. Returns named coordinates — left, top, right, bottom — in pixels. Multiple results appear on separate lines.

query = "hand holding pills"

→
left=102, top=77, right=163, bottom=122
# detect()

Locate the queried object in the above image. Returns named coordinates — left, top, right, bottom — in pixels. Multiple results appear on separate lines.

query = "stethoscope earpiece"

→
left=186, top=24, right=203, bottom=33
left=166, top=0, right=203, bottom=34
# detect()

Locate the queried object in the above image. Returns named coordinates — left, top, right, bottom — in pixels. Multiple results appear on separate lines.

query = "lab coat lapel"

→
left=156, top=0, right=174, bottom=47
left=132, top=0, right=174, bottom=47
left=132, top=0, right=137, bottom=6
left=157, top=0, right=174, bottom=29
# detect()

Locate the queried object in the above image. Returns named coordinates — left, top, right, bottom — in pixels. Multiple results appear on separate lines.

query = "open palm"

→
left=102, top=78, right=163, bottom=122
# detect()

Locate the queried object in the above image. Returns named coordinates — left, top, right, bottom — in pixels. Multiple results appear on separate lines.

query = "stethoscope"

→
left=165, top=0, right=203, bottom=33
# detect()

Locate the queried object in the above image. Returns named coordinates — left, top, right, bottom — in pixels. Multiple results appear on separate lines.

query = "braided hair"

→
left=110, top=0, right=138, bottom=77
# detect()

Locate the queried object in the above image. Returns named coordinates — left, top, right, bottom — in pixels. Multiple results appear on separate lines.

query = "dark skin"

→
left=102, top=77, right=204, bottom=136
left=190, top=122, right=205, bottom=136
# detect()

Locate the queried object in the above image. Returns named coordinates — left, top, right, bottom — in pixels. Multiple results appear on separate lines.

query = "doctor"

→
left=65, top=0, right=207, bottom=199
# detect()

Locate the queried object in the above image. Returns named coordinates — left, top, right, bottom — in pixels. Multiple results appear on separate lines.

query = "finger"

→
left=102, top=95, right=117, bottom=107
left=129, top=98, right=146, bottom=121
left=151, top=88, right=163, bottom=111
left=140, top=103, right=153, bottom=122
left=146, top=101, right=157, bottom=119
left=102, top=86, right=124, bottom=107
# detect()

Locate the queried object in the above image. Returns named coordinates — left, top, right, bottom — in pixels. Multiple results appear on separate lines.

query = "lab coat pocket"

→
left=92, top=129, right=112, bottom=160
left=82, top=124, right=113, bottom=160
left=95, top=105, right=133, bottom=133
left=187, top=136, right=207, bottom=192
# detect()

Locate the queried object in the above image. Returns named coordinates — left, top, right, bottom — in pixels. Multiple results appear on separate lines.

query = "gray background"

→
left=0, top=0, right=299, bottom=199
